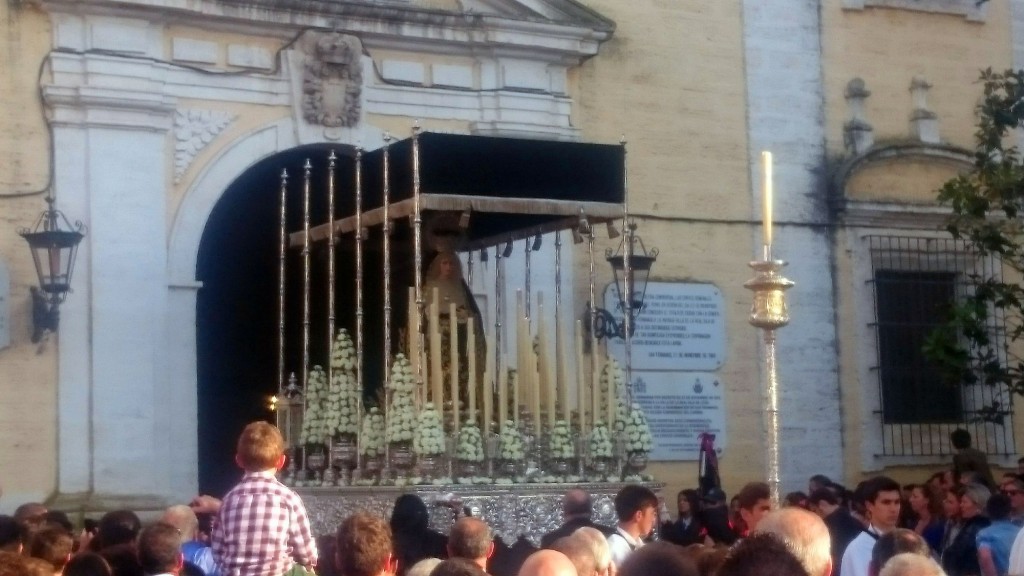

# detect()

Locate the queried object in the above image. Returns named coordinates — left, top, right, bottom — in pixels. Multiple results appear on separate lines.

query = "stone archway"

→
left=167, top=120, right=387, bottom=497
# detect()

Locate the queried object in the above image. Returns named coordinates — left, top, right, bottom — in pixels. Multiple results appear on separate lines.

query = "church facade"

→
left=0, top=0, right=1021, bottom=512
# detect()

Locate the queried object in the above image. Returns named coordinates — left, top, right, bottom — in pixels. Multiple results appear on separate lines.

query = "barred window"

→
left=867, top=235, right=1015, bottom=457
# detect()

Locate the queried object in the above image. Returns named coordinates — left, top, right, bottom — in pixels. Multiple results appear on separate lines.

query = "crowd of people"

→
left=2, top=424, right=1024, bottom=576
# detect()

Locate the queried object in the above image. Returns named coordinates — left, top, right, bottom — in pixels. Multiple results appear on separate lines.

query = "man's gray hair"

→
left=963, top=483, right=992, bottom=512
left=878, top=553, right=945, bottom=576
left=572, top=527, right=612, bottom=574
left=754, top=508, right=831, bottom=576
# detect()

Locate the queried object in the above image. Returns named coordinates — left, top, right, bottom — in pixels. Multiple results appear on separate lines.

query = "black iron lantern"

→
left=18, top=195, right=86, bottom=342
left=606, top=221, right=658, bottom=315
left=587, top=220, right=658, bottom=341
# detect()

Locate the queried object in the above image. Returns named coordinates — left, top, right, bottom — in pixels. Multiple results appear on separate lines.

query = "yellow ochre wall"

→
left=824, top=0, right=1024, bottom=486
left=0, top=1, right=58, bottom=506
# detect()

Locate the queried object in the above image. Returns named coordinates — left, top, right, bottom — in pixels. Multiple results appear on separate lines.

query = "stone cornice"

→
left=839, top=200, right=952, bottom=230
left=38, top=0, right=614, bottom=61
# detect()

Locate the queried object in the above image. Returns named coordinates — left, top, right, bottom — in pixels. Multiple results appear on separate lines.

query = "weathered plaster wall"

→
left=823, top=1, right=1011, bottom=153
left=0, top=1, right=59, bottom=511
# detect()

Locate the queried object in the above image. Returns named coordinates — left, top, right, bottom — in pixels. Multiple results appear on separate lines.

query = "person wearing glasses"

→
left=999, top=475, right=1024, bottom=527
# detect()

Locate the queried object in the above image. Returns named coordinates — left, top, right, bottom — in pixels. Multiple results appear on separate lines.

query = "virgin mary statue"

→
left=422, top=250, right=487, bottom=413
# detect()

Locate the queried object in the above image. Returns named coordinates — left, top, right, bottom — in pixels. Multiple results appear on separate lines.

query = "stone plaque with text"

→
left=606, top=282, right=726, bottom=371
left=630, top=371, right=727, bottom=461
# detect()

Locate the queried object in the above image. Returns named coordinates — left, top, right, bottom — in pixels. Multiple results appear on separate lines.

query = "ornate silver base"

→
left=297, top=481, right=663, bottom=546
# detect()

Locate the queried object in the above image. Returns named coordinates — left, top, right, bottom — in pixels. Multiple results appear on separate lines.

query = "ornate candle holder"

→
left=744, top=253, right=794, bottom=506
left=331, top=434, right=358, bottom=486
left=389, top=441, right=415, bottom=481
left=613, top=436, right=628, bottom=481
left=485, top=433, right=500, bottom=479
left=306, top=448, right=327, bottom=485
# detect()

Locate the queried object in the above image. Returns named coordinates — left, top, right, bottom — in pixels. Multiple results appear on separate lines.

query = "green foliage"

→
left=928, top=69, right=1024, bottom=420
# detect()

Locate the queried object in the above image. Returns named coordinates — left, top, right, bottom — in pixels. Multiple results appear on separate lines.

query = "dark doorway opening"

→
left=195, top=144, right=397, bottom=496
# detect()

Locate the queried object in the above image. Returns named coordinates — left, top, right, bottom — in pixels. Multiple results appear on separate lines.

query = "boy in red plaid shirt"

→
left=194, top=422, right=317, bottom=576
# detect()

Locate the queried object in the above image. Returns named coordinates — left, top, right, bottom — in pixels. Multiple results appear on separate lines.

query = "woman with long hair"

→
left=908, top=484, right=946, bottom=554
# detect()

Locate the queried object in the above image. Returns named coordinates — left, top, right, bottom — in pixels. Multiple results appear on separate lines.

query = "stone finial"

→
left=844, top=78, right=874, bottom=154
left=909, top=75, right=940, bottom=144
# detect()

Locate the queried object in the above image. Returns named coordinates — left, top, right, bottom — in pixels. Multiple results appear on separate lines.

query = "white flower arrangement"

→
left=299, top=365, right=330, bottom=445
left=589, top=423, right=614, bottom=459
left=624, top=403, right=654, bottom=453
left=548, top=419, right=574, bottom=459
left=413, top=403, right=446, bottom=456
left=385, top=354, right=417, bottom=443
left=325, top=329, right=360, bottom=437
left=360, top=407, right=385, bottom=457
left=498, top=420, right=524, bottom=460
left=456, top=422, right=484, bottom=462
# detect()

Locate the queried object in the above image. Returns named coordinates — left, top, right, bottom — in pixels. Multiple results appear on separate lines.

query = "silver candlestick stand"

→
left=743, top=246, right=794, bottom=507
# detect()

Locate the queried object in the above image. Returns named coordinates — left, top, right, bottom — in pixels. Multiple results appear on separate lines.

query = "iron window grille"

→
left=867, top=235, right=1015, bottom=457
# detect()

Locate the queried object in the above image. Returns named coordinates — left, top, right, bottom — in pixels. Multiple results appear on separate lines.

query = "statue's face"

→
left=439, top=256, right=455, bottom=280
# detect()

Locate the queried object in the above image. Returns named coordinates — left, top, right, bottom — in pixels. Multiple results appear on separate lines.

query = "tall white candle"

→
left=468, top=320, right=477, bottom=425
left=762, top=150, right=773, bottom=248
left=449, top=303, right=460, bottom=434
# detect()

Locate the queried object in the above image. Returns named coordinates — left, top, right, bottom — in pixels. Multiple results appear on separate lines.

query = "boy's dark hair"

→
left=718, top=533, right=809, bottom=576
left=613, top=485, right=658, bottom=522
left=42, top=511, right=73, bottom=534
left=987, top=493, right=1012, bottom=521
left=138, top=523, right=182, bottom=576
left=619, top=541, right=697, bottom=576
left=809, top=474, right=832, bottom=486
left=950, top=429, right=972, bottom=450
left=860, top=476, right=901, bottom=504
left=96, top=511, right=142, bottom=549
left=28, top=526, right=75, bottom=570
left=336, top=512, right=392, bottom=576
left=736, top=482, right=771, bottom=511
left=0, top=552, right=30, bottom=576
left=99, top=543, right=143, bottom=576
left=870, top=529, right=929, bottom=574
left=237, top=421, right=286, bottom=471
left=807, top=488, right=838, bottom=507
left=1017, top=456, right=1024, bottom=465
left=63, top=553, right=113, bottom=576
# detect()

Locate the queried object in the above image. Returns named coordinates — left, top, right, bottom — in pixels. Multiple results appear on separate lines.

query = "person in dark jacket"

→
left=941, top=484, right=992, bottom=576
left=699, top=488, right=738, bottom=545
left=661, top=490, right=704, bottom=546
left=540, top=490, right=614, bottom=549
left=390, top=494, right=448, bottom=576
left=809, top=488, right=864, bottom=576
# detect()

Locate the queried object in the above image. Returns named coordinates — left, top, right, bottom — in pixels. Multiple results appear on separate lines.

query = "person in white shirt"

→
left=606, top=485, right=659, bottom=568
left=840, top=476, right=902, bottom=576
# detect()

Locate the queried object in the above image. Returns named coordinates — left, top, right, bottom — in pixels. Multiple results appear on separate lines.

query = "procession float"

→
left=272, top=128, right=661, bottom=542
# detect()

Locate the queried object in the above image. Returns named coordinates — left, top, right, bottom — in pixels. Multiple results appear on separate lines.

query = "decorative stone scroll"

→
left=174, top=109, right=236, bottom=183
left=301, top=32, right=363, bottom=130
left=298, top=482, right=662, bottom=545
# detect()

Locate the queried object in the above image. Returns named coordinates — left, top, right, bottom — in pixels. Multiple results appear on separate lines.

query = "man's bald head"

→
left=518, top=550, right=577, bottom=576
left=448, top=517, right=493, bottom=562
left=563, top=489, right=592, bottom=518
left=161, top=506, right=199, bottom=540
left=754, top=507, right=832, bottom=576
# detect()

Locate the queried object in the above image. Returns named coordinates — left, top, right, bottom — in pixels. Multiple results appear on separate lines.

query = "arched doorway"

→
left=195, top=143, right=364, bottom=495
